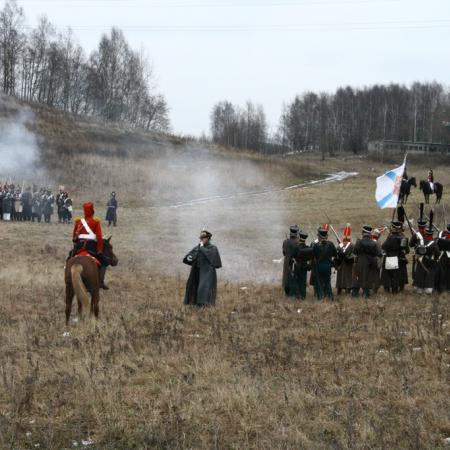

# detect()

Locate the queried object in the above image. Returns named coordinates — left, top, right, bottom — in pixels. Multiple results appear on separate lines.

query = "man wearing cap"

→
left=311, top=226, right=337, bottom=300
left=352, top=225, right=381, bottom=298
left=106, top=192, right=118, bottom=227
left=72, top=202, right=110, bottom=289
left=410, top=224, right=440, bottom=294
left=183, top=230, right=222, bottom=306
left=291, top=231, right=314, bottom=300
left=282, top=225, right=300, bottom=296
left=336, top=224, right=355, bottom=295
left=436, top=224, right=450, bottom=292
left=381, top=221, right=409, bottom=295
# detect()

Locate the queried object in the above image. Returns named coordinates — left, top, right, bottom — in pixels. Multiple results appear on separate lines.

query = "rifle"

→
left=429, top=210, right=437, bottom=233
left=402, top=207, right=416, bottom=236
left=323, top=212, right=341, bottom=244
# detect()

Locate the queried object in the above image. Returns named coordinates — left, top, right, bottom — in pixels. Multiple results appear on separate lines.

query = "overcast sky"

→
left=14, top=0, right=450, bottom=135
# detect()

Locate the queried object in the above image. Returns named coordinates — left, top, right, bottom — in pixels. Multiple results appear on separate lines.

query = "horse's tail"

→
left=71, top=264, right=89, bottom=311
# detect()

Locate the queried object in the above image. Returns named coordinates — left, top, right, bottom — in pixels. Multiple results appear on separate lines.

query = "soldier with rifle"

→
left=436, top=223, right=450, bottom=293
left=381, top=220, right=409, bottom=295
left=335, top=224, right=355, bottom=295
left=409, top=210, right=440, bottom=295
left=352, top=225, right=381, bottom=298
left=282, top=225, right=300, bottom=297
left=290, top=230, right=314, bottom=300
left=311, top=226, right=337, bottom=300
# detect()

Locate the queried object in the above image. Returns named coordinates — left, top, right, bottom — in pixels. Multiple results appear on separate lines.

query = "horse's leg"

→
left=65, top=285, right=74, bottom=325
left=77, top=297, right=83, bottom=320
left=92, top=290, right=100, bottom=319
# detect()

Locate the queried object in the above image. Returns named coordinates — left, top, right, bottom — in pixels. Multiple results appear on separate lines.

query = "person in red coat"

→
left=71, top=202, right=109, bottom=289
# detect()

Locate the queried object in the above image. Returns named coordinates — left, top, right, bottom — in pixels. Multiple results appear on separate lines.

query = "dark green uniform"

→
left=312, top=240, right=337, bottom=300
left=291, top=243, right=314, bottom=300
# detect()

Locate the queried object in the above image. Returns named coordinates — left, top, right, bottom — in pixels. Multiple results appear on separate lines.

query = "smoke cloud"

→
left=0, top=97, right=41, bottom=181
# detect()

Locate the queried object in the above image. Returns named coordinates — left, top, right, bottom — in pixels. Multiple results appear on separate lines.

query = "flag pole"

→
left=391, top=152, right=408, bottom=222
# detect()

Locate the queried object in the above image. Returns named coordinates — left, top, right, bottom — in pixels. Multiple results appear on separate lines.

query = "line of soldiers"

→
left=0, top=183, right=73, bottom=224
left=282, top=216, right=450, bottom=300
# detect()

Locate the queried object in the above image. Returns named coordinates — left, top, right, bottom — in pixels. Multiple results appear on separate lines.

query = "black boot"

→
left=99, top=266, right=109, bottom=290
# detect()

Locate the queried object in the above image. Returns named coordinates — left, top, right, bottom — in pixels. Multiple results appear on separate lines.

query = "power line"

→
left=21, top=19, right=450, bottom=32
left=15, top=0, right=401, bottom=6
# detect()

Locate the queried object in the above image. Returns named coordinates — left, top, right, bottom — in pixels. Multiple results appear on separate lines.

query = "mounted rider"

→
left=71, top=202, right=110, bottom=289
left=427, top=169, right=434, bottom=192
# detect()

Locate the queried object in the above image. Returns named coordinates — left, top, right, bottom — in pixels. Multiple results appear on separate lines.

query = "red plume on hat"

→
left=343, top=223, right=352, bottom=242
left=322, top=223, right=330, bottom=232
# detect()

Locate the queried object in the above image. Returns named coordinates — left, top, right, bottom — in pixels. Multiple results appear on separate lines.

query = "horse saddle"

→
left=73, top=248, right=101, bottom=266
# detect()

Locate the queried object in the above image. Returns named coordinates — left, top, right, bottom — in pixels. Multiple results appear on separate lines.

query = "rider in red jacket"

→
left=72, top=202, right=109, bottom=289
left=72, top=202, right=103, bottom=254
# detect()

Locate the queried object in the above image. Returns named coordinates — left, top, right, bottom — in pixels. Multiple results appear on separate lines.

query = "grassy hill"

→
left=1, top=95, right=450, bottom=449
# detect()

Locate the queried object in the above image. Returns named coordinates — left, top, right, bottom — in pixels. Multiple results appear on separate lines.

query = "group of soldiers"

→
left=282, top=211, right=450, bottom=300
left=0, top=183, right=73, bottom=224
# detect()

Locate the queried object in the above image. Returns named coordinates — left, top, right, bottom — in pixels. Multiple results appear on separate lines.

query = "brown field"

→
left=1, top=102, right=450, bottom=449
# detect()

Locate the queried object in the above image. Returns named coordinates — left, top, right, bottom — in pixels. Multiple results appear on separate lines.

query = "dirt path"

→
left=165, top=171, right=359, bottom=209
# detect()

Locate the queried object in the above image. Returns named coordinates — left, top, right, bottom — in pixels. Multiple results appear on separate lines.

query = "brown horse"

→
left=64, top=237, right=118, bottom=324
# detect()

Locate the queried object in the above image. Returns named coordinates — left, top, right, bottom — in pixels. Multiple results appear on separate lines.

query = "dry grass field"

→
left=1, top=150, right=450, bottom=449
left=1, top=99, right=450, bottom=449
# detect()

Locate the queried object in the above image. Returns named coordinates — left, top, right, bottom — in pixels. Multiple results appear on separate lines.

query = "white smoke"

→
left=0, top=98, right=40, bottom=180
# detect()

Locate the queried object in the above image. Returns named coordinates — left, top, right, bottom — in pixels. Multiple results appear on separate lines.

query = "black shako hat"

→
left=447, top=224, right=450, bottom=233
left=417, top=219, right=428, bottom=228
left=299, top=231, right=308, bottom=241
left=390, top=221, right=403, bottom=232
left=317, top=227, right=328, bottom=238
left=362, top=225, right=373, bottom=235
left=290, top=225, right=300, bottom=236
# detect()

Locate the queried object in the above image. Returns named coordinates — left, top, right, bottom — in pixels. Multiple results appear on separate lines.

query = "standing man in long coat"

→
left=106, top=192, right=118, bottom=227
left=290, top=230, right=314, bottom=300
left=381, top=221, right=409, bottom=295
left=282, top=225, right=300, bottom=296
left=352, top=225, right=381, bottom=298
left=436, top=224, right=450, bottom=292
left=336, top=224, right=355, bottom=295
left=311, top=227, right=337, bottom=300
left=183, top=230, right=222, bottom=306
left=410, top=227, right=440, bottom=294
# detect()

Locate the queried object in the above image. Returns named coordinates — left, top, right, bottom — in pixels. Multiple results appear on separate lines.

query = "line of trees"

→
left=278, top=83, right=450, bottom=155
left=210, top=100, right=268, bottom=152
left=0, top=0, right=170, bottom=131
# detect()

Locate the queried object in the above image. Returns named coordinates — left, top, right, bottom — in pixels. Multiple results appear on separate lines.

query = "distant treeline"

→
left=212, top=83, right=450, bottom=155
left=0, top=0, right=170, bottom=131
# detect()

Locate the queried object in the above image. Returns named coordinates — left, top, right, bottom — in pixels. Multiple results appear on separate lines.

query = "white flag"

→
left=375, top=159, right=406, bottom=209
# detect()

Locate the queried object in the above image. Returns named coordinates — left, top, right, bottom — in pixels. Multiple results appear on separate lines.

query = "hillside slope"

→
left=0, top=95, right=325, bottom=205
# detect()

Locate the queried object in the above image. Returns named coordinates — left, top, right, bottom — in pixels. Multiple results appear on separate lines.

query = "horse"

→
left=399, top=177, right=416, bottom=204
left=64, top=237, right=118, bottom=324
left=419, top=180, right=443, bottom=204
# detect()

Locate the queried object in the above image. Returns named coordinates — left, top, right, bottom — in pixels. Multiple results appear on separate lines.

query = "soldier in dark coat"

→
left=106, top=192, right=118, bottom=226
left=183, top=230, right=222, bottom=306
left=336, top=224, right=355, bottom=294
left=43, top=190, right=55, bottom=223
left=62, top=194, right=73, bottom=224
left=32, top=190, right=42, bottom=222
left=21, top=187, right=32, bottom=221
left=352, top=225, right=381, bottom=298
left=282, top=225, right=300, bottom=296
left=381, top=221, right=409, bottom=295
left=436, top=225, right=450, bottom=292
left=290, top=231, right=314, bottom=300
left=56, top=188, right=65, bottom=223
left=410, top=227, right=440, bottom=294
left=311, top=227, right=337, bottom=300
